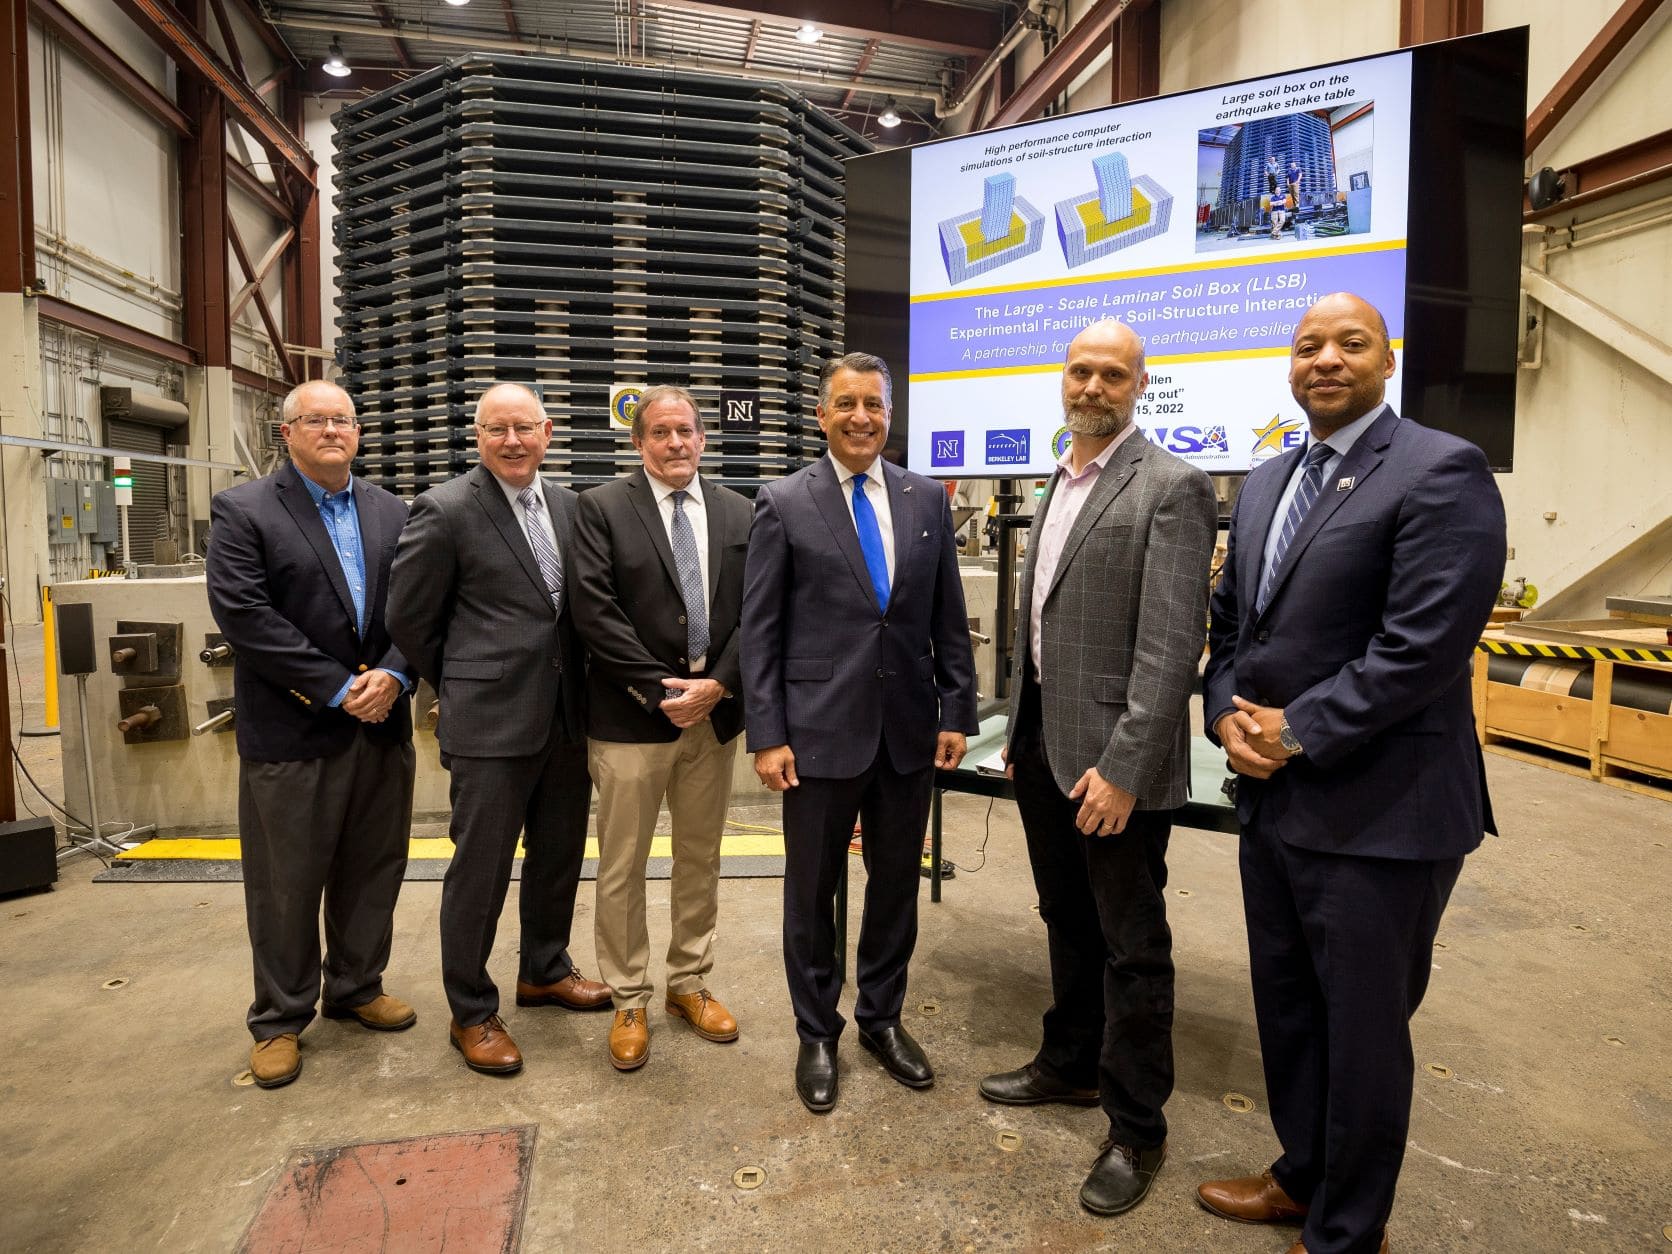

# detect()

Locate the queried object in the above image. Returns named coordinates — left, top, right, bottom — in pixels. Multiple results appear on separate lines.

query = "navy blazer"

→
left=206, top=462, right=413, bottom=763
left=741, top=457, right=979, bottom=779
left=1204, top=408, right=1506, bottom=859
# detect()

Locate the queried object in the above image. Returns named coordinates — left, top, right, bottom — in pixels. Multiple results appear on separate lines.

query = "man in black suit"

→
left=741, top=352, right=979, bottom=1113
left=387, top=382, right=610, bottom=1077
left=570, top=385, right=753, bottom=1071
left=1199, top=294, right=1506, bottom=1254
left=206, top=378, right=417, bottom=1089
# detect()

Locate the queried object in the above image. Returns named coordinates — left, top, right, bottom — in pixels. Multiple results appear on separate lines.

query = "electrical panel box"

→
left=46, top=479, right=79, bottom=545
left=73, top=480, right=100, bottom=534
left=91, top=481, right=118, bottom=543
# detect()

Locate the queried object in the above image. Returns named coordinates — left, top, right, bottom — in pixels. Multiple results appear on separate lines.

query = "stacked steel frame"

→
left=332, top=54, right=868, bottom=497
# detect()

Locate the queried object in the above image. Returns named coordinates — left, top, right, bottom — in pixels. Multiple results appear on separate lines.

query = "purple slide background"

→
left=911, top=248, right=1406, bottom=375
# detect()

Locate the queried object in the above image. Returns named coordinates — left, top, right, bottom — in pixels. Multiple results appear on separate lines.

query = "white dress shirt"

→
left=828, top=454, right=896, bottom=587
left=1030, top=423, right=1138, bottom=679
left=647, top=471, right=710, bottom=670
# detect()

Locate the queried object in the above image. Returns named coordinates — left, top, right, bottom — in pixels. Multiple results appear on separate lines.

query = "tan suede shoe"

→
left=449, top=1015, right=523, bottom=1075
left=515, top=969, right=612, bottom=1010
left=665, top=989, right=739, bottom=1042
left=323, top=992, right=417, bottom=1032
left=609, top=1009, right=650, bottom=1071
left=250, top=1033, right=301, bottom=1088
left=1286, top=1236, right=1387, bottom=1254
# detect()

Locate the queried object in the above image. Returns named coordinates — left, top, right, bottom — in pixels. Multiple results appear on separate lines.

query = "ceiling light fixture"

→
left=322, top=37, right=352, bottom=78
left=878, top=99, right=901, bottom=128
left=794, top=23, right=822, bottom=45
left=444, top=0, right=472, bottom=7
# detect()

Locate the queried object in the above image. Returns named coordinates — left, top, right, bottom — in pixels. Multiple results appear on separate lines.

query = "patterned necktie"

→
left=1257, top=441, right=1335, bottom=613
left=517, top=485, right=564, bottom=613
left=670, top=489, right=709, bottom=662
left=851, top=472, right=890, bottom=613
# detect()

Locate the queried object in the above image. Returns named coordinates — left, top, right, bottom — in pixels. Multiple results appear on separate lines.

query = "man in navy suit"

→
left=207, top=379, right=417, bottom=1089
left=741, top=352, right=979, bottom=1113
left=1198, top=294, right=1506, bottom=1254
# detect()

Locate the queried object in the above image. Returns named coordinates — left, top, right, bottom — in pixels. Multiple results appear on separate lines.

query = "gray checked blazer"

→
left=1005, top=431, right=1218, bottom=809
left=386, top=464, right=587, bottom=759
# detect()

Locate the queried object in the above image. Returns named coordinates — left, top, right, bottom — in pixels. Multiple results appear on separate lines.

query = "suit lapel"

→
left=1258, top=408, right=1398, bottom=616
left=275, top=464, right=358, bottom=631
left=627, top=468, right=681, bottom=591
left=352, top=478, right=384, bottom=624
left=1045, top=436, right=1143, bottom=602
left=471, top=465, right=548, bottom=603
left=700, top=475, right=726, bottom=597
left=883, top=460, right=914, bottom=606
left=809, top=459, right=879, bottom=611
left=1238, top=445, right=1300, bottom=607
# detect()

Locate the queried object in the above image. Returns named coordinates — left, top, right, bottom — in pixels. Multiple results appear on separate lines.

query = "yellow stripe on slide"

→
left=116, top=833, right=786, bottom=861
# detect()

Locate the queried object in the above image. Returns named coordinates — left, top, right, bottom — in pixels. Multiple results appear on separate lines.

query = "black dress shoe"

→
left=979, top=1063, right=1100, bottom=1107
left=1080, top=1140, right=1167, bottom=1216
left=795, top=1041, right=838, bottom=1113
left=858, top=1024, right=934, bottom=1089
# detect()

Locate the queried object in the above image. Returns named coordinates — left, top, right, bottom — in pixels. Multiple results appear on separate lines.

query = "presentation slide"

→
left=906, top=51, right=1413, bottom=477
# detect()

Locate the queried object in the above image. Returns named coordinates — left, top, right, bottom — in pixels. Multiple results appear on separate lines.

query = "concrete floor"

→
left=2, top=630, right=1669, bottom=1252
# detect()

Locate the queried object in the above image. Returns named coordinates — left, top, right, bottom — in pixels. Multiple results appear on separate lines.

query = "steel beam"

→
left=227, top=156, right=293, bottom=222
left=180, top=60, right=231, bottom=370
left=988, top=0, right=1145, bottom=127
left=1398, top=0, right=1482, bottom=46
left=206, top=0, right=245, bottom=82
left=368, top=1, right=413, bottom=68
left=668, top=0, right=998, bottom=58
left=115, top=0, right=314, bottom=183
left=1522, top=264, right=1672, bottom=388
left=1111, top=1, right=1159, bottom=104
left=499, top=0, right=519, bottom=38
left=1525, top=128, right=1672, bottom=219
left=227, top=0, right=289, bottom=64
left=839, top=39, right=880, bottom=110
left=231, top=364, right=288, bottom=396
left=30, top=0, right=193, bottom=136
left=36, top=295, right=196, bottom=364
left=1526, top=0, right=1666, bottom=154
left=2, top=0, right=36, bottom=294
left=230, top=224, right=293, bottom=318
left=228, top=216, right=295, bottom=383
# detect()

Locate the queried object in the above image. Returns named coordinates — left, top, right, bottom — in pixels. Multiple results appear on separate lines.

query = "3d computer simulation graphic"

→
left=1053, top=150, right=1174, bottom=268
left=939, top=171, right=1045, bottom=285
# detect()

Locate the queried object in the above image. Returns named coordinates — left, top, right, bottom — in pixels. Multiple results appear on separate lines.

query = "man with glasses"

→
left=388, top=382, right=609, bottom=1076
left=569, top=385, right=753, bottom=1071
left=206, top=378, right=417, bottom=1089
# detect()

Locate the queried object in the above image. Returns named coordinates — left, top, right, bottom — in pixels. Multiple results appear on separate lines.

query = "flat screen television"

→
left=844, top=27, right=1528, bottom=476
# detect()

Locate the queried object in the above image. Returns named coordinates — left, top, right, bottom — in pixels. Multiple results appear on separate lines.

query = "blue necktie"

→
left=851, top=472, right=890, bottom=613
left=1257, top=441, right=1334, bottom=613
left=669, top=489, right=710, bottom=661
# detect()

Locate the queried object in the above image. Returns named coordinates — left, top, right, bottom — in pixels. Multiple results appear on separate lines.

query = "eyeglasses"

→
left=477, top=423, right=544, bottom=440
left=292, top=414, right=358, bottom=431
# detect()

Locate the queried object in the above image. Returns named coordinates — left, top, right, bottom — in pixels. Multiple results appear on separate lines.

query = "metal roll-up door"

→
left=104, top=419, right=169, bottom=563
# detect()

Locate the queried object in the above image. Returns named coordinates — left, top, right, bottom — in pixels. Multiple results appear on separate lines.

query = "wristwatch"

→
left=1278, top=716, right=1304, bottom=756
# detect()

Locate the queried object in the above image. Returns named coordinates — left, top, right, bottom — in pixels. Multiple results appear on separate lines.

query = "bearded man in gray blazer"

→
left=388, top=382, right=610, bottom=1076
left=981, top=320, right=1217, bottom=1217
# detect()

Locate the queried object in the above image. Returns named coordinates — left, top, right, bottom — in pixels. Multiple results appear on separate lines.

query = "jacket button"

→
left=876, top=668, right=885, bottom=678
left=678, top=614, right=686, bottom=625
left=551, top=658, right=561, bottom=668
left=1256, top=630, right=1270, bottom=643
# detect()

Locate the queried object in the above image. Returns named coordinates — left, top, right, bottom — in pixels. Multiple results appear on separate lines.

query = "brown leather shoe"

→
left=515, top=968, right=611, bottom=1010
left=1285, top=1236, right=1387, bottom=1254
left=1198, top=1170, right=1309, bottom=1224
left=250, top=1033, right=301, bottom=1088
left=609, top=1009, right=651, bottom=1070
left=322, top=992, right=417, bottom=1032
left=449, top=1015, right=523, bottom=1074
left=665, top=989, right=739, bottom=1042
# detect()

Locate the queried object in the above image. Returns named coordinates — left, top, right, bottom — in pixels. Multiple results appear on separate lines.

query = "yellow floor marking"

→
left=117, top=832, right=786, bottom=861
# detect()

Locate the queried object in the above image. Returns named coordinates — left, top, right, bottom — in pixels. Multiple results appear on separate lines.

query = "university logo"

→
left=720, top=390, right=761, bottom=433
left=929, top=431, right=964, bottom=468
left=610, top=385, right=643, bottom=429
left=985, top=428, right=1030, bottom=465
left=1052, top=426, right=1071, bottom=458
left=1250, top=415, right=1305, bottom=457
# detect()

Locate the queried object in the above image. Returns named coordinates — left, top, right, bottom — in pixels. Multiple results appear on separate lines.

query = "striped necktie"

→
left=1256, top=442, right=1334, bottom=613
left=517, top=485, right=564, bottom=613
left=670, top=489, right=709, bottom=661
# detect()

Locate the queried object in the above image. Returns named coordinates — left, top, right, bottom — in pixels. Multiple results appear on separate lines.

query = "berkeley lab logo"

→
left=930, top=431, right=964, bottom=468
left=986, top=428, right=1030, bottom=465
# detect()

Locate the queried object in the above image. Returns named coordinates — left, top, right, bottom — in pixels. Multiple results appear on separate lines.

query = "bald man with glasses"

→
left=388, top=383, right=610, bottom=1076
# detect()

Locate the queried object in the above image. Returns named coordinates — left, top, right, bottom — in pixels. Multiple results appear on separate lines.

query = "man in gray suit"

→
left=388, top=382, right=610, bottom=1076
left=980, top=320, right=1217, bottom=1216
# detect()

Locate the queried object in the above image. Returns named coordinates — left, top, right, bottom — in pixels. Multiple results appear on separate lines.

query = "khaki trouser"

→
left=588, top=722, right=738, bottom=1009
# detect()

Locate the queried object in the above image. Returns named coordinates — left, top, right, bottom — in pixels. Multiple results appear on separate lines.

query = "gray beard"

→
left=1063, top=400, right=1133, bottom=437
